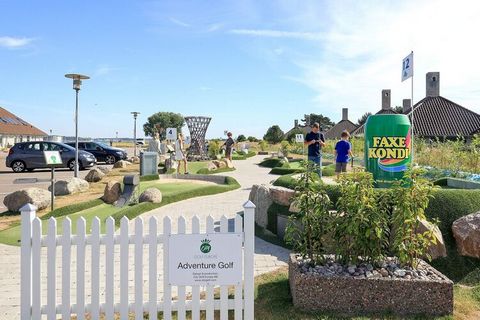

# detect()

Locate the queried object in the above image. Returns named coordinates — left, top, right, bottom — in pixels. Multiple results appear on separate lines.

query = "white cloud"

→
left=229, top=29, right=324, bottom=41
left=94, top=65, right=117, bottom=77
left=169, top=17, right=190, bottom=28
left=0, top=36, right=34, bottom=48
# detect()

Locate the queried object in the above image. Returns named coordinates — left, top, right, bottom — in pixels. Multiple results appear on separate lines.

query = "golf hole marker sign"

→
left=168, top=232, right=243, bottom=286
left=166, top=127, right=177, bottom=140
left=295, top=134, right=304, bottom=143
left=43, top=151, right=63, bottom=165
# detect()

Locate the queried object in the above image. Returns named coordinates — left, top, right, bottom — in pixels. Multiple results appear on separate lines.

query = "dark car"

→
left=6, top=141, right=96, bottom=172
left=66, top=141, right=127, bottom=164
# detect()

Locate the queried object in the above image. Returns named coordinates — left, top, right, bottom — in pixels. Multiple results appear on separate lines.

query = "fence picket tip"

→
left=243, top=200, right=256, bottom=209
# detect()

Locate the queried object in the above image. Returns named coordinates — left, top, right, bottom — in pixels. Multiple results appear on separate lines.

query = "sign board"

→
left=43, top=151, right=63, bottom=165
left=166, top=127, right=177, bottom=140
left=295, top=134, right=304, bottom=143
left=168, top=233, right=242, bottom=286
left=401, top=52, right=414, bottom=82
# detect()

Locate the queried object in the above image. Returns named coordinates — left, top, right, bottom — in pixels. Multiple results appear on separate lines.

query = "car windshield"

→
left=56, top=142, right=75, bottom=151
left=95, top=141, right=111, bottom=148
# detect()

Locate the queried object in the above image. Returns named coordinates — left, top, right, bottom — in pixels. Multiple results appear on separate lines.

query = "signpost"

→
left=166, top=127, right=177, bottom=141
left=168, top=233, right=242, bottom=286
left=43, top=151, right=63, bottom=211
left=295, top=133, right=305, bottom=159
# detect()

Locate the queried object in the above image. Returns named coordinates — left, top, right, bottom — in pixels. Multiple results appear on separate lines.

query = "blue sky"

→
left=1, top=0, right=480, bottom=139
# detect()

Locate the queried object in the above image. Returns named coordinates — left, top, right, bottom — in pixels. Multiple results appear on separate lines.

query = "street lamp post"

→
left=65, top=73, right=90, bottom=178
left=131, top=112, right=140, bottom=157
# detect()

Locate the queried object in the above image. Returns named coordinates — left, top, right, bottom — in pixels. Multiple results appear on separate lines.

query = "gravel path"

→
left=0, top=155, right=290, bottom=319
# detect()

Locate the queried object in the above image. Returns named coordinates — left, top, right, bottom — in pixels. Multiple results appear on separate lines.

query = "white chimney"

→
left=382, top=89, right=391, bottom=110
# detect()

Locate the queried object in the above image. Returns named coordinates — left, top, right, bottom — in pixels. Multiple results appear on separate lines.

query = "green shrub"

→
left=280, top=141, right=290, bottom=157
left=267, top=203, right=291, bottom=234
left=247, top=136, right=258, bottom=142
left=139, top=174, right=159, bottom=182
left=236, top=134, right=247, bottom=142
left=208, top=140, right=220, bottom=158
left=259, top=140, right=267, bottom=152
left=322, top=164, right=336, bottom=177
left=259, top=158, right=285, bottom=168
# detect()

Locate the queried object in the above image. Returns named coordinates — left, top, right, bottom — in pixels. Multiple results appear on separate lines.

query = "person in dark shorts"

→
left=223, top=132, right=235, bottom=161
left=334, top=131, right=353, bottom=179
left=304, top=122, right=325, bottom=177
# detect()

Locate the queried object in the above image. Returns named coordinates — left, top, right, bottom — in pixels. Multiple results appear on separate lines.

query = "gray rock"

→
left=85, top=168, right=105, bottom=182
left=249, top=184, right=272, bottom=229
left=113, top=160, right=132, bottom=169
left=452, top=212, right=480, bottom=258
left=347, top=266, right=356, bottom=274
left=222, top=158, right=234, bottom=169
left=96, top=166, right=111, bottom=174
left=102, top=181, right=122, bottom=204
left=139, top=188, right=162, bottom=203
left=379, top=268, right=389, bottom=277
left=3, top=188, right=51, bottom=212
left=394, top=269, right=406, bottom=277
left=416, top=218, right=447, bottom=259
left=48, top=177, right=89, bottom=196
left=366, top=264, right=374, bottom=272
left=269, top=186, right=295, bottom=206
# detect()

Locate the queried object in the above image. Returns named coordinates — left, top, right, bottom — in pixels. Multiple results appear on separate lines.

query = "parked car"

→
left=65, top=141, right=127, bottom=164
left=6, top=141, right=96, bottom=172
left=136, top=138, right=145, bottom=146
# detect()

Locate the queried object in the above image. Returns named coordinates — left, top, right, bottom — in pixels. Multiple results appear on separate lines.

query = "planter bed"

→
left=289, top=254, right=453, bottom=317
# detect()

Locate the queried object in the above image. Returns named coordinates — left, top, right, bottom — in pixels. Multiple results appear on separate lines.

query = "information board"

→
left=166, top=128, right=177, bottom=140
left=43, top=151, right=63, bottom=165
left=168, top=233, right=242, bottom=286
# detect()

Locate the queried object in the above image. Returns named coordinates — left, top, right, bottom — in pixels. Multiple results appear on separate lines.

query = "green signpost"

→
left=364, top=114, right=412, bottom=188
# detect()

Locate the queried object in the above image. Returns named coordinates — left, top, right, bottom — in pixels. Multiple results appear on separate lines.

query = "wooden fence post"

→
left=21, top=203, right=37, bottom=320
left=243, top=200, right=256, bottom=320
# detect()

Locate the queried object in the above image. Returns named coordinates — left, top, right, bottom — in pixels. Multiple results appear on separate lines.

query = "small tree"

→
left=143, top=112, right=184, bottom=140
left=208, top=140, right=221, bottom=159
left=263, top=125, right=284, bottom=144
left=357, top=112, right=372, bottom=126
left=237, top=134, right=247, bottom=142
left=247, top=136, right=258, bottom=142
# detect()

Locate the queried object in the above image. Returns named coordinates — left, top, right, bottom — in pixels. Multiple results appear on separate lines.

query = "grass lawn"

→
left=0, top=178, right=240, bottom=246
left=181, top=161, right=235, bottom=175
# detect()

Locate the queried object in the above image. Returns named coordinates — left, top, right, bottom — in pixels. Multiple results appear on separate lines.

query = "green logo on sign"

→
left=200, top=239, right=211, bottom=253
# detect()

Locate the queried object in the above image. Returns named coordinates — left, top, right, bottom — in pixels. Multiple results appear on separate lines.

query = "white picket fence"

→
left=21, top=201, right=256, bottom=320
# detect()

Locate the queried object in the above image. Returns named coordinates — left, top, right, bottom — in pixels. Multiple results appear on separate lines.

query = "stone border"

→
left=289, top=254, right=453, bottom=317
left=158, top=174, right=226, bottom=185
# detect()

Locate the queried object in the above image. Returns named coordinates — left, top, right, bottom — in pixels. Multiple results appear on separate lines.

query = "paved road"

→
left=0, top=147, right=137, bottom=210
left=0, top=155, right=290, bottom=319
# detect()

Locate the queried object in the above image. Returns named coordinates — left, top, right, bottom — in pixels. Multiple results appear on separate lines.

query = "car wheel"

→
left=105, top=155, right=116, bottom=164
left=68, top=160, right=76, bottom=171
left=12, top=160, right=26, bottom=173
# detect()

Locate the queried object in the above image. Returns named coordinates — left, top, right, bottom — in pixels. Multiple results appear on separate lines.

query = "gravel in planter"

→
left=290, top=254, right=453, bottom=317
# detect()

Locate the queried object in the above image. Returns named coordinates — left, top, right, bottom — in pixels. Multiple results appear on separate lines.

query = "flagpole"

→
left=411, top=50, right=414, bottom=164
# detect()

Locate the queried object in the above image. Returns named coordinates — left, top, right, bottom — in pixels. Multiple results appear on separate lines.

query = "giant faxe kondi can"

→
left=364, top=114, right=411, bottom=188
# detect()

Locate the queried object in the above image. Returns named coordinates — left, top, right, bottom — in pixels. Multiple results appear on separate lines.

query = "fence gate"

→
left=21, top=201, right=256, bottom=319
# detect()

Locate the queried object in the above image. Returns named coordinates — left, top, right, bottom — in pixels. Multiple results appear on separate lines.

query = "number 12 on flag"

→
left=402, top=52, right=414, bottom=82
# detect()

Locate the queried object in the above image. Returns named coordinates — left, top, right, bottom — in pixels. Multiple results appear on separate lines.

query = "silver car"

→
left=6, top=141, right=96, bottom=172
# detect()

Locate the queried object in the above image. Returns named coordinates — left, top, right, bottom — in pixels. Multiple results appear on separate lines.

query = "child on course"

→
left=334, top=131, right=353, bottom=179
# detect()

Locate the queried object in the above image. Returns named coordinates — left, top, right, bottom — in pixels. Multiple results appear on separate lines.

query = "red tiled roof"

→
left=0, top=106, right=47, bottom=136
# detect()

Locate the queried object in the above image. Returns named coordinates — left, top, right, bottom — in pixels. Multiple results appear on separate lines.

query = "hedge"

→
left=258, top=158, right=286, bottom=168
left=268, top=179, right=480, bottom=283
left=269, top=167, right=304, bottom=175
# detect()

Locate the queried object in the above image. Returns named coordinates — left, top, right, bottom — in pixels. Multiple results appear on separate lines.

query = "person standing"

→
left=334, top=131, right=353, bottom=179
left=304, top=122, right=326, bottom=177
left=223, top=132, right=235, bottom=161
left=175, top=133, right=188, bottom=174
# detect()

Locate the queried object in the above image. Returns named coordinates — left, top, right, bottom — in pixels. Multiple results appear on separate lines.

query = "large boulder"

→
left=96, top=165, right=111, bottom=174
left=207, top=162, right=218, bottom=171
left=164, top=158, right=178, bottom=171
left=48, top=177, right=89, bottom=196
left=102, top=181, right=122, bottom=204
left=113, top=160, right=132, bottom=169
left=416, top=219, right=447, bottom=259
left=212, top=160, right=226, bottom=169
left=269, top=186, right=295, bottom=206
left=249, top=184, right=272, bottom=229
left=85, top=168, right=105, bottom=182
left=222, top=158, right=234, bottom=169
left=139, top=188, right=162, bottom=203
left=3, top=188, right=51, bottom=212
left=452, top=212, right=480, bottom=258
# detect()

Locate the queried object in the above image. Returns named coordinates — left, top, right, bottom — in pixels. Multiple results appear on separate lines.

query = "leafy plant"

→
left=263, top=125, right=285, bottom=144
left=333, top=172, right=388, bottom=264
left=280, top=141, right=290, bottom=157
left=285, top=161, right=331, bottom=265
left=390, top=167, right=438, bottom=267
left=208, top=140, right=220, bottom=159
left=237, top=134, right=247, bottom=142
left=259, top=140, right=268, bottom=152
